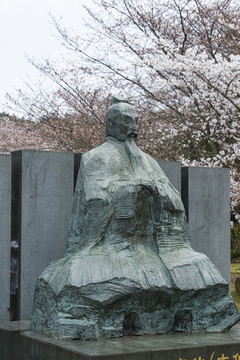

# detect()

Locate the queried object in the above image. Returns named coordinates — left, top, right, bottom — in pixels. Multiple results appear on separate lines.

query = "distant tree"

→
left=6, top=0, right=240, bottom=222
left=6, top=81, right=110, bottom=152
left=0, top=113, right=59, bottom=153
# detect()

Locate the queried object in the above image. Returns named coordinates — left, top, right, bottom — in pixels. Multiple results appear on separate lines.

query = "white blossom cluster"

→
left=5, top=0, right=240, bottom=222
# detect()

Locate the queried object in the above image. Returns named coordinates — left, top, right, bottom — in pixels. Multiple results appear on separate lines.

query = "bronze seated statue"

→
left=31, top=97, right=240, bottom=340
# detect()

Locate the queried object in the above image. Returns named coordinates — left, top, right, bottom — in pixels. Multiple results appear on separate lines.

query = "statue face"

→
left=107, top=105, right=139, bottom=141
left=119, top=107, right=139, bottom=140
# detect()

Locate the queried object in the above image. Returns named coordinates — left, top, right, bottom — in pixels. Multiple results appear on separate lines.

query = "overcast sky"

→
left=0, top=0, right=89, bottom=113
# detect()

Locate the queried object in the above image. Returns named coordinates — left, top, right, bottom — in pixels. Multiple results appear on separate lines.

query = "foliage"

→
left=231, top=263, right=240, bottom=311
left=231, top=224, right=240, bottom=259
left=4, top=0, right=240, bottom=222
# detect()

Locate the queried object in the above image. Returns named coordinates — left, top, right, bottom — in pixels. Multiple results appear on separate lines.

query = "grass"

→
left=231, top=263, right=240, bottom=311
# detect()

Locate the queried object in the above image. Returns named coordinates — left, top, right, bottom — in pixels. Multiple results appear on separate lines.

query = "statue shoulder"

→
left=138, top=148, right=159, bottom=167
left=138, top=148, right=168, bottom=178
left=80, top=142, right=119, bottom=174
left=82, top=142, right=116, bottom=164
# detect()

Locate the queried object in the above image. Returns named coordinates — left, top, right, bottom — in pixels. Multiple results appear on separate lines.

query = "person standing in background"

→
left=10, top=241, right=19, bottom=321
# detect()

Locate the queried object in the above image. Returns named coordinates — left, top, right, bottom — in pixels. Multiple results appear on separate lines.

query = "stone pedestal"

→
left=1, top=321, right=240, bottom=360
left=0, top=155, right=11, bottom=321
left=181, top=167, right=231, bottom=284
left=11, top=151, right=74, bottom=320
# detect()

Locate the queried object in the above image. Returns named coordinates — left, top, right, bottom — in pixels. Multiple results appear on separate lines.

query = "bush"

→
left=231, top=224, right=240, bottom=259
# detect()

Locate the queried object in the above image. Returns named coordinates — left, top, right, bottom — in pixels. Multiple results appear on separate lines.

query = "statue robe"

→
left=31, top=138, right=240, bottom=339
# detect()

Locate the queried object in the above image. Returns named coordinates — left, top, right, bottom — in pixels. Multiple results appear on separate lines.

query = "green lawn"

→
left=231, top=263, right=240, bottom=311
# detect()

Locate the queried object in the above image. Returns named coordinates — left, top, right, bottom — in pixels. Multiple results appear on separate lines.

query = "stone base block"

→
left=1, top=321, right=240, bottom=360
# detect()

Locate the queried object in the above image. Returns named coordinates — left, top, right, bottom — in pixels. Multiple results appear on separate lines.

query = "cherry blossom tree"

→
left=0, top=114, right=57, bottom=153
left=5, top=0, right=240, bottom=222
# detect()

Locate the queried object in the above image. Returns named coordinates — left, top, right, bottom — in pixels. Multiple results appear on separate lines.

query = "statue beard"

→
left=124, top=136, right=144, bottom=176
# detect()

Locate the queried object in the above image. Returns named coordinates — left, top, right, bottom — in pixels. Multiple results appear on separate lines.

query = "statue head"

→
left=106, top=97, right=138, bottom=141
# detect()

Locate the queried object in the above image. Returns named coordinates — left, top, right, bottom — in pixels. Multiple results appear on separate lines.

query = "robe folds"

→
left=31, top=138, right=240, bottom=340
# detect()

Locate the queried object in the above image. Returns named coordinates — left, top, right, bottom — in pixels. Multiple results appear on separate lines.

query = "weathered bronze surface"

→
left=31, top=97, right=240, bottom=339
